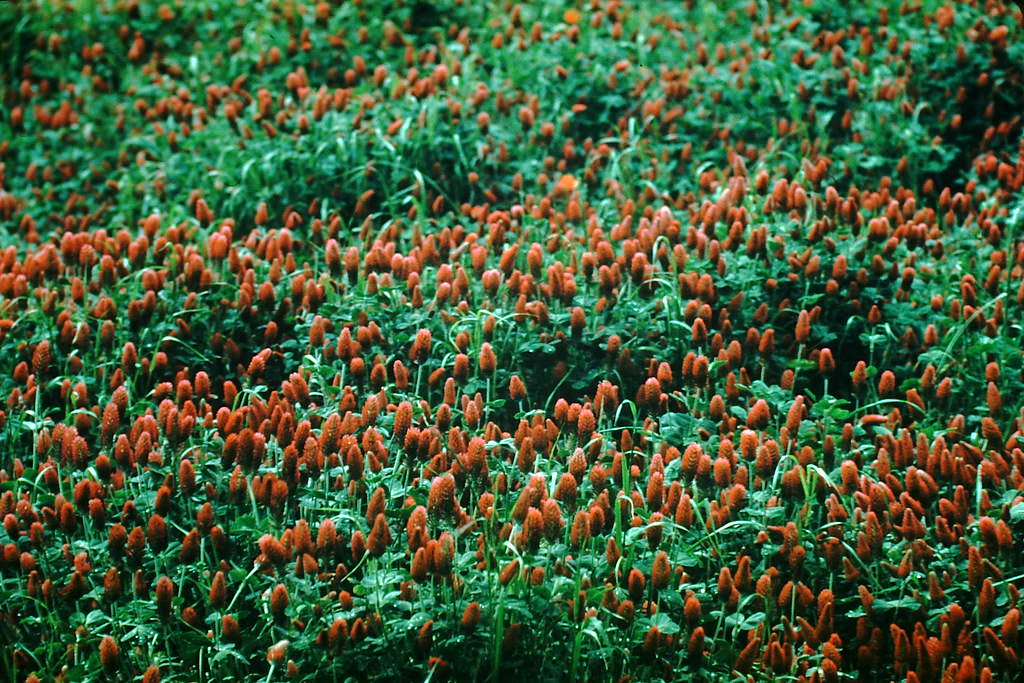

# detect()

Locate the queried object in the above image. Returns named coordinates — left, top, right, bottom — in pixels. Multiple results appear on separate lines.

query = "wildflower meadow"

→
left=1, top=1, right=1024, bottom=681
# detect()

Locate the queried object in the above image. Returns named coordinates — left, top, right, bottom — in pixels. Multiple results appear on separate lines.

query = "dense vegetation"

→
left=2, top=0, right=1024, bottom=680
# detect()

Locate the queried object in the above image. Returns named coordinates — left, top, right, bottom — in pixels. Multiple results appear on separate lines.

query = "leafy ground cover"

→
left=1, top=0, right=1024, bottom=680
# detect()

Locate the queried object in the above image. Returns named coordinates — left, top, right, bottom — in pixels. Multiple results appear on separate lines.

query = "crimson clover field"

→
left=2, top=1, right=1024, bottom=681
